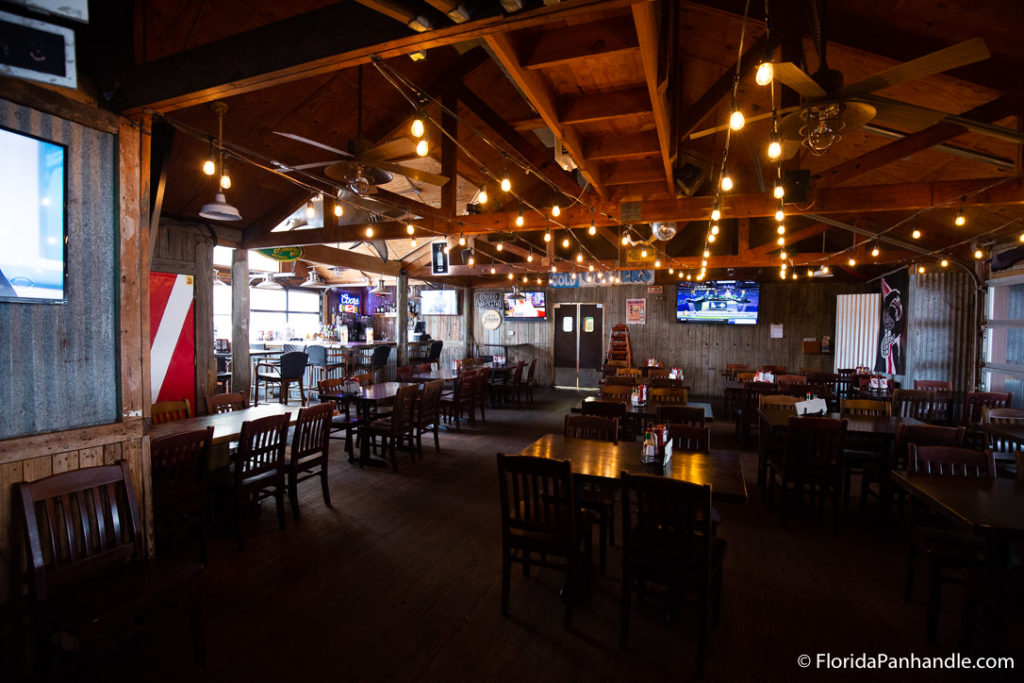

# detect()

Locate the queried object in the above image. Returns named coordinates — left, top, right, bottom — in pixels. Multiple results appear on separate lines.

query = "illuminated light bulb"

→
left=410, top=237, right=417, bottom=247
left=458, top=234, right=466, bottom=246
left=515, top=213, right=525, bottom=227
left=406, top=222, right=415, bottom=235
left=974, top=249, right=984, bottom=259
left=780, top=250, right=787, bottom=259
left=415, top=139, right=428, bottom=157
left=701, top=259, right=707, bottom=267
left=708, top=234, right=717, bottom=243
left=576, top=253, right=583, bottom=263
left=668, top=267, right=674, bottom=274
left=711, top=206, right=721, bottom=222
left=955, top=207, right=966, bottom=227
left=918, top=265, right=925, bottom=274
left=792, top=273, right=798, bottom=280
left=768, top=139, right=782, bottom=161
left=544, top=231, right=551, bottom=243
left=1019, top=233, right=1024, bottom=243
left=756, top=61, right=774, bottom=86
left=780, top=262, right=787, bottom=270
left=551, top=265, right=557, bottom=273
left=780, top=270, right=787, bottom=279
left=589, top=264, right=594, bottom=272
left=588, top=222, right=596, bottom=236
left=703, top=250, right=710, bottom=258
left=551, top=203, right=561, bottom=217
left=478, top=185, right=488, bottom=205
left=686, top=274, right=691, bottom=280
left=468, top=255, right=475, bottom=265
left=777, top=225, right=785, bottom=235
left=729, top=108, right=745, bottom=131
left=306, top=200, right=315, bottom=218
left=721, top=173, right=733, bottom=192
left=507, top=272, right=514, bottom=280
left=410, top=117, right=425, bottom=138
left=621, top=234, right=629, bottom=245
left=527, top=253, right=534, bottom=263
left=500, top=176, right=511, bottom=192
left=912, top=229, right=921, bottom=240
left=536, top=278, right=542, bottom=284
left=822, top=266, right=829, bottom=274
left=848, top=258, right=856, bottom=266
left=490, top=266, right=496, bottom=275
left=220, top=173, right=231, bottom=190
left=443, top=243, right=450, bottom=253
left=777, top=236, right=785, bottom=246
left=365, top=226, right=374, bottom=238
left=562, top=237, right=570, bottom=249
left=808, top=269, right=815, bottom=278
left=941, top=258, right=949, bottom=267
left=640, top=248, right=648, bottom=258
left=773, top=183, right=785, bottom=199
left=775, top=209, right=785, bottom=222
left=202, top=158, right=216, bottom=175
left=496, top=242, right=503, bottom=251
left=871, top=245, right=880, bottom=257
left=334, top=204, right=344, bottom=217
left=711, top=224, right=720, bottom=236
left=654, top=259, right=661, bottom=268
left=523, top=275, right=528, bottom=283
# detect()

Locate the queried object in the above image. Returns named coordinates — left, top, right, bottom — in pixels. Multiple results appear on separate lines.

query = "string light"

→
left=410, top=236, right=417, bottom=246
left=415, top=138, right=428, bottom=157
left=822, top=266, right=829, bottom=274
left=918, top=265, right=926, bottom=274
left=577, top=253, right=584, bottom=263
left=588, top=220, right=596, bottom=236
left=708, top=234, right=717, bottom=243
left=551, top=202, right=561, bottom=217
left=775, top=206, right=785, bottom=222
left=711, top=203, right=721, bottom=222
left=410, top=113, right=425, bottom=138
left=406, top=222, right=415, bottom=235
left=654, top=259, right=661, bottom=267
left=477, top=183, right=488, bottom=205
left=912, top=229, right=921, bottom=239
left=544, top=231, right=551, bottom=242
left=365, top=226, right=374, bottom=238
left=523, top=275, right=529, bottom=283
left=515, top=208, right=524, bottom=227
left=703, top=249, right=710, bottom=258
left=202, top=149, right=216, bottom=175
left=711, top=224, right=720, bottom=235
left=219, top=163, right=231, bottom=190
left=729, top=104, right=745, bottom=131
left=777, top=224, right=785, bottom=235
left=720, top=168, right=734, bottom=191
left=589, top=264, right=594, bottom=272
left=773, top=182, right=785, bottom=199
left=848, top=257, right=856, bottom=266
left=640, top=248, right=648, bottom=258
left=334, top=203, right=344, bottom=217
left=767, top=134, right=782, bottom=160
left=871, top=243, right=880, bottom=257
left=562, top=237, right=570, bottom=249
left=974, top=249, right=984, bottom=259
left=490, top=266, right=496, bottom=274
left=941, top=258, right=949, bottom=267
left=955, top=197, right=966, bottom=226
left=507, top=272, right=514, bottom=280
left=496, top=241, right=503, bottom=252
left=305, top=200, right=315, bottom=219
left=780, top=250, right=787, bottom=259
left=807, top=268, right=815, bottom=278
left=756, top=60, right=774, bottom=86
left=468, top=254, right=475, bottom=265
left=621, top=233, right=629, bottom=245
left=458, top=233, right=466, bottom=246
left=777, top=236, right=785, bottom=246
left=668, top=267, right=674, bottom=274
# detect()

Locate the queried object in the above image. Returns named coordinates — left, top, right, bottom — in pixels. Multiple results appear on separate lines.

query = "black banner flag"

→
left=874, top=268, right=908, bottom=375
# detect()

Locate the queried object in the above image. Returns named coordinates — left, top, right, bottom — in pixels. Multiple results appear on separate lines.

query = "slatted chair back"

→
left=396, top=365, right=415, bottom=382
left=620, top=472, right=713, bottom=575
left=351, top=371, right=374, bottom=387
left=317, top=377, right=345, bottom=396
left=496, top=453, right=576, bottom=553
left=617, top=368, right=641, bottom=378
left=151, top=399, right=193, bottom=425
left=783, top=417, right=848, bottom=482
left=910, top=445, right=995, bottom=478
left=914, top=379, right=952, bottom=392
left=649, top=387, right=687, bottom=406
left=649, top=377, right=685, bottom=389
left=776, top=374, right=807, bottom=385
left=417, top=379, right=444, bottom=429
left=389, top=384, right=418, bottom=437
left=656, top=404, right=705, bottom=425
left=427, top=340, right=444, bottom=362
left=668, top=424, right=711, bottom=452
left=278, top=351, right=308, bottom=380
left=893, top=424, right=965, bottom=470
left=834, top=374, right=853, bottom=400
left=962, top=391, right=1014, bottom=425
left=893, top=389, right=950, bottom=424
left=525, top=358, right=537, bottom=385
left=982, top=407, right=1024, bottom=423
left=563, top=415, right=618, bottom=443
left=370, top=345, right=391, bottom=370
left=763, top=365, right=787, bottom=374
left=604, top=375, right=636, bottom=386
left=205, top=392, right=246, bottom=414
left=510, top=360, right=526, bottom=387
left=840, top=398, right=891, bottom=417
left=17, top=461, right=141, bottom=601
left=760, top=394, right=800, bottom=411
left=151, top=427, right=212, bottom=526
left=236, top=413, right=290, bottom=484
left=647, top=368, right=670, bottom=379
left=601, top=384, right=633, bottom=402
left=416, top=363, right=433, bottom=373
left=582, top=399, right=627, bottom=420
left=736, top=371, right=757, bottom=382
left=290, top=403, right=333, bottom=468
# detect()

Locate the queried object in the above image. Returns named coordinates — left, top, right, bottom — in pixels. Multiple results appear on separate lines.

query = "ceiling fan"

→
left=691, top=0, right=999, bottom=155
left=274, top=65, right=449, bottom=192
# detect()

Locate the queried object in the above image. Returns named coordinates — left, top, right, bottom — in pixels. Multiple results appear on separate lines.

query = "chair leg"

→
left=275, top=481, right=287, bottom=530
left=433, top=423, right=440, bottom=452
left=389, top=436, right=399, bottom=472
left=320, top=465, right=332, bottom=508
left=619, top=572, right=631, bottom=649
left=500, top=551, right=511, bottom=616
left=289, top=473, right=301, bottom=521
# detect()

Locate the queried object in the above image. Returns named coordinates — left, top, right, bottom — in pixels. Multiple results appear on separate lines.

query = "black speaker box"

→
left=783, top=169, right=811, bottom=204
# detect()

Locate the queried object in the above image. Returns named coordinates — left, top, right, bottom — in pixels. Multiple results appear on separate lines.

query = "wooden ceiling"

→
left=98, top=0, right=1024, bottom=284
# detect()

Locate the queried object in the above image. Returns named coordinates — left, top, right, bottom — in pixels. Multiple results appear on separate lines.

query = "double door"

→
left=553, top=303, right=603, bottom=390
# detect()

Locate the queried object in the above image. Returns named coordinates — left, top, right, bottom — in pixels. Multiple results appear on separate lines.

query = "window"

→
left=983, top=272, right=1024, bottom=408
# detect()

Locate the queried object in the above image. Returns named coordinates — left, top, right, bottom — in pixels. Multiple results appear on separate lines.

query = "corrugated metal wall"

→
left=906, top=270, right=978, bottom=392
left=835, top=293, right=880, bottom=371
left=0, top=99, right=118, bottom=439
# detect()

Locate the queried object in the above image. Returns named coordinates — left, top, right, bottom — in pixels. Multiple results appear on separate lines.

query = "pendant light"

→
left=199, top=101, right=242, bottom=222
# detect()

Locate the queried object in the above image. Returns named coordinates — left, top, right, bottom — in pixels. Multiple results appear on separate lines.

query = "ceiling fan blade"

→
left=285, top=160, right=340, bottom=171
left=274, top=131, right=352, bottom=157
left=774, top=62, right=827, bottom=98
left=837, top=38, right=989, bottom=99
left=357, top=158, right=449, bottom=186
left=689, top=107, right=800, bottom=140
left=360, top=138, right=418, bottom=162
left=866, top=96, right=1024, bottom=145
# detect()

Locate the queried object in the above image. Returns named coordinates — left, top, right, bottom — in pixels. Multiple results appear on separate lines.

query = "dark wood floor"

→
left=14, top=390, right=1017, bottom=681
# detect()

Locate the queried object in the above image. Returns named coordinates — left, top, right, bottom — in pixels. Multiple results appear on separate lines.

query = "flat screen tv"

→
left=503, top=290, right=546, bottom=319
left=0, top=126, right=67, bottom=304
left=420, top=289, right=459, bottom=315
left=676, top=280, right=759, bottom=325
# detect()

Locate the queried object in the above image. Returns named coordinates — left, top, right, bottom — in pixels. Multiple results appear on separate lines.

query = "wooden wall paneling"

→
left=231, top=249, right=251, bottom=400
left=52, top=450, right=80, bottom=474
left=0, top=460, right=24, bottom=604
left=99, top=442, right=121, bottom=466
left=121, top=117, right=147, bottom=423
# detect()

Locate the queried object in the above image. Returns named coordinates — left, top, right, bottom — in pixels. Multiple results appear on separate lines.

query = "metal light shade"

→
left=370, top=278, right=389, bottom=295
left=199, top=192, right=242, bottom=221
left=254, top=273, right=283, bottom=289
left=300, top=271, right=325, bottom=287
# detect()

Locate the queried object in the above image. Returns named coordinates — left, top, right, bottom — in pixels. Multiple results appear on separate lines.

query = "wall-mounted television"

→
left=676, top=281, right=759, bottom=325
left=0, top=126, right=68, bottom=304
left=420, top=289, right=459, bottom=315
left=504, top=290, right=546, bottom=319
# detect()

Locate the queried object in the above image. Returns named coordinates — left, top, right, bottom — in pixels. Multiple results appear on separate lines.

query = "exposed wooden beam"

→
left=559, top=86, right=651, bottom=125
left=119, top=0, right=646, bottom=115
left=522, top=16, right=639, bottom=70
left=242, top=224, right=389, bottom=249
left=510, top=116, right=546, bottom=132
left=750, top=223, right=828, bottom=254
left=584, top=131, right=660, bottom=160
left=300, top=245, right=403, bottom=276
left=632, top=1, right=674, bottom=193
left=485, top=31, right=608, bottom=199
left=602, top=159, right=665, bottom=185
left=609, top=181, right=671, bottom=202
left=354, top=0, right=421, bottom=27
left=441, top=91, right=459, bottom=216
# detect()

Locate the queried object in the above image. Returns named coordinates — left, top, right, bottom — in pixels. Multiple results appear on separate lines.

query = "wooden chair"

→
left=759, top=394, right=800, bottom=410
left=736, top=382, right=777, bottom=444
left=215, top=355, right=231, bottom=393
left=905, top=445, right=995, bottom=643
left=763, top=364, right=787, bottom=374
left=440, top=373, right=476, bottom=431
left=838, top=398, right=891, bottom=508
left=414, top=379, right=445, bottom=458
left=601, top=384, right=633, bottom=402
left=766, top=417, right=847, bottom=533
left=647, top=368, right=670, bottom=379
left=564, top=414, right=618, bottom=442
left=496, top=453, right=590, bottom=629
left=582, top=399, right=633, bottom=442
left=860, top=424, right=967, bottom=513
left=415, top=363, right=432, bottom=374
left=776, top=374, right=807, bottom=385
left=649, top=377, right=685, bottom=389
left=914, top=379, right=952, bottom=392
left=656, top=405, right=705, bottom=426
left=649, top=387, right=687, bottom=406
left=617, top=368, right=641, bottom=378
left=840, top=398, right=891, bottom=417
left=286, top=403, right=333, bottom=521
left=524, top=358, right=538, bottom=404
left=668, top=424, right=711, bottom=452
left=471, top=367, right=491, bottom=423
left=962, top=391, right=1014, bottom=426
left=362, top=383, right=417, bottom=471
left=152, top=399, right=193, bottom=425
left=604, top=375, right=637, bottom=386
left=894, top=389, right=950, bottom=424
left=982, top=407, right=1024, bottom=473
left=563, top=415, right=618, bottom=573
left=151, top=427, right=213, bottom=562
left=370, top=345, right=392, bottom=374
left=351, top=371, right=375, bottom=387
left=316, top=378, right=364, bottom=457
left=396, top=365, right=415, bottom=382
left=960, top=566, right=1024, bottom=657
left=982, top=406, right=1024, bottom=423
left=724, top=363, right=748, bottom=380
left=619, top=472, right=724, bottom=676
left=493, top=360, right=526, bottom=407
left=255, top=351, right=308, bottom=406
left=16, top=462, right=204, bottom=677
left=305, top=344, right=346, bottom=388
left=205, top=392, right=246, bottom=415
left=735, top=371, right=756, bottom=382
left=230, top=413, right=290, bottom=548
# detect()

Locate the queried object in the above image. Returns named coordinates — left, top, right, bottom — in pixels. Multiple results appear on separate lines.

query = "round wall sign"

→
left=481, top=309, right=502, bottom=330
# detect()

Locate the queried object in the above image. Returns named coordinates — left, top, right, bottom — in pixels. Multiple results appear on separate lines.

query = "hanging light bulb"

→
left=807, top=268, right=815, bottom=278
left=334, top=203, right=344, bottom=218
left=305, top=200, right=315, bottom=219
left=536, top=277, right=542, bottom=284
left=410, top=114, right=425, bottom=138
left=654, top=259, right=661, bottom=268
left=551, top=265, right=557, bottom=273
left=780, top=250, right=787, bottom=259
left=219, top=167, right=232, bottom=190
left=955, top=209, right=966, bottom=227
left=777, top=236, right=785, bottom=246
left=477, top=184, right=488, bottom=205
left=202, top=154, right=216, bottom=176
left=756, top=60, right=774, bottom=86
left=443, top=242, right=450, bottom=253
left=589, top=264, right=594, bottom=272
left=941, top=258, right=949, bottom=267
left=767, top=134, right=782, bottom=160
left=500, top=174, right=511, bottom=192
left=562, top=237, right=570, bottom=249
left=773, top=183, right=785, bottom=199
left=871, top=244, right=880, bottom=257
left=490, top=266, right=496, bottom=275
left=507, top=272, right=514, bottom=280
left=668, top=267, right=674, bottom=274
left=458, top=233, right=466, bottom=246
left=365, top=226, right=374, bottom=238
left=588, top=221, right=596, bottom=236
left=515, top=209, right=524, bottom=227
left=551, top=202, right=561, bottom=217
left=527, top=253, right=534, bottom=263
left=701, top=259, right=707, bottom=267
left=848, top=257, right=856, bottom=266
left=621, top=233, right=629, bottom=245
left=729, top=107, right=745, bottom=131
left=711, top=203, right=721, bottom=222
left=780, top=262, right=787, bottom=270
left=777, top=224, right=786, bottom=235
left=703, top=249, right=710, bottom=258
left=822, top=265, right=829, bottom=274
left=544, top=231, right=551, bottom=242
left=577, top=253, right=583, bottom=262
left=410, top=236, right=417, bottom=246
left=775, top=208, right=785, bottom=222
left=912, top=229, right=922, bottom=240
left=708, top=233, right=717, bottom=243
left=496, top=241, right=504, bottom=252
left=640, top=248, right=648, bottom=258
left=415, top=138, right=429, bottom=157
left=468, top=254, right=475, bottom=265
left=720, top=169, right=734, bottom=191
left=711, top=224, right=720, bottom=236
left=780, top=269, right=787, bottom=279
left=523, top=275, right=529, bottom=283
left=918, top=265, right=926, bottom=274
left=792, top=272, right=799, bottom=280
left=974, top=249, right=984, bottom=259
left=406, top=222, right=415, bottom=235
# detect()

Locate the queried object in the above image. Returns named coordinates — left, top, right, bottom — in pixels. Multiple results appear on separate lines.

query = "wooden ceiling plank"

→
left=354, top=0, right=419, bottom=26
left=484, top=31, right=608, bottom=199
left=119, top=0, right=647, bottom=115
left=584, top=131, right=660, bottom=160
left=242, top=224, right=397, bottom=249
left=631, top=1, right=674, bottom=193
left=602, top=160, right=666, bottom=185
left=750, top=223, right=828, bottom=254
left=558, top=85, right=651, bottom=125
left=522, top=16, right=639, bottom=70
left=240, top=192, right=309, bottom=243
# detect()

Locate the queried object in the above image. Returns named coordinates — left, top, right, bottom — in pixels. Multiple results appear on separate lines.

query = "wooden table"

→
left=574, top=397, right=713, bottom=422
left=149, top=403, right=302, bottom=446
left=757, top=410, right=921, bottom=434
left=517, top=434, right=747, bottom=503
left=320, top=382, right=410, bottom=467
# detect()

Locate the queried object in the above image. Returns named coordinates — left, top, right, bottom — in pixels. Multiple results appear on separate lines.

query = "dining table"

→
left=319, top=382, right=410, bottom=467
left=573, top=396, right=714, bottom=422
left=516, top=434, right=747, bottom=504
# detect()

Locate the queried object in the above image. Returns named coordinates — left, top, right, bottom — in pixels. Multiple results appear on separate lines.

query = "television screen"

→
left=503, top=290, right=546, bottom=319
left=420, top=289, right=459, bottom=315
left=0, top=127, right=67, bottom=304
left=676, top=281, right=758, bottom=325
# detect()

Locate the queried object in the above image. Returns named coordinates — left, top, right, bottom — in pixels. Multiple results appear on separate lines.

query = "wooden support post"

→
left=397, top=270, right=409, bottom=366
left=231, top=249, right=251, bottom=402
left=462, top=286, right=474, bottom=359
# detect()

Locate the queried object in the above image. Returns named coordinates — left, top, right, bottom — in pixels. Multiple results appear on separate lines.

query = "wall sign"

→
left=257, top=247, right=303, bottom=262
left=549, top=269, right=654, bottom=289
left=477, top=290, right=503, bottom=310
left=0, top=11, right=77, bottom=89
left=337, top=292, right=360, bottom=313
left=626, top=298, right=646, bottom=325
left=481, top=309, right=502, bottom=330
